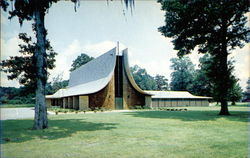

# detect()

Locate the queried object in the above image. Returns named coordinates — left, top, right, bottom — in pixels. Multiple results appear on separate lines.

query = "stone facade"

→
left=122, top=67, right=146, bottom=109
left=89, top=75, right=115, bottom=109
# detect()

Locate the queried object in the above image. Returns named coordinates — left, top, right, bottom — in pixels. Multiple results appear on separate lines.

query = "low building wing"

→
left=145, top=91, right=212, bottom=99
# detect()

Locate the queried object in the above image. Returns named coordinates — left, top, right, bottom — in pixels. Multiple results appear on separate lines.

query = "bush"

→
left=8, top=99, right=23, bottom=104
left=135, top=105, right=143, bottom=109
left=0, top=96, right=8, bottom=104
left=142, top=106, right=151, bottom=109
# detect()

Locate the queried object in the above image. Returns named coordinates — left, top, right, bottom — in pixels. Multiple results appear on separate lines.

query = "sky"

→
left=1, top=1, right=249, bottom=90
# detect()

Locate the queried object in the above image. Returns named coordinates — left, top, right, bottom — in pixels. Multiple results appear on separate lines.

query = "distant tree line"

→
left=2, top=51, right=246, bottom=106
left=131, top=54, right=245, bottom=105
left=0, top=86, right=35, bottom=104
left=0, top=77, right=69, bottom=105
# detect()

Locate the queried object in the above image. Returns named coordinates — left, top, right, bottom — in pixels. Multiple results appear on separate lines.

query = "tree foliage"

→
left=1, top=33, right=57, bottom=91
left=130, top=65, right=157, bottom=90
left=188, top=54, right=213, bottom=97
left=242, top=78, right=250, bottom=102
left=170, top=56, right=195, bottom=91
left=228, top=81, right=243, bottom=105
left=158, top=0, right=249, bottom=115
left=70, top=53, right=94, bottom=72
left=154, top=74, right=168, bottom=90
left=46, top=74, right=69, bottom=95
left=190, top=53, right=242, bottom=103
left=0, top=87, right=35, bottom=104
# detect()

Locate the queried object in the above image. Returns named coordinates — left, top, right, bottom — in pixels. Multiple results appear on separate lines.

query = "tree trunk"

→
left=218, top=52, right=230, bottom=115
left=219, top=99, right=230, bottom=115
left=218, top=19, right=230, bottom=115
left=33, top=9, right=48, bottom=129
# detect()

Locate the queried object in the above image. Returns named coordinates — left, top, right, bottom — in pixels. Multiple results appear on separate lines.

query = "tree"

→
left=154, top=74, right=168, bottom=91
left=158, top=0, right=249, bottom=115
left=189, top=70, right=213, bottom=97
left=192, top=53, right=242, bottom=104
left=228, top=81, right=243, bottom=105
left=1, top=32, right=56, bottom=123
left=170, top=57, right=195, bottom=91
left=188, top=54, right=214, bottom=97
left=0, top=86, right=35, bottom=104
left=0, top=0, right=66, bottom=129
left=1, top=0, right=134, bottom=129
left=1, top=33, right=57, bottom=91
left=70, top=53, right=94, bottom=72
left=243, top=78, right=250, bottom=102
left=130, top=65, right=157, bottom=90
left=46, top=74, right=69, bottom=95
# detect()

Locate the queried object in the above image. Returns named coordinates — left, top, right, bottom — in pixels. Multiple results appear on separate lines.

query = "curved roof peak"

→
left=122, top=49, right=151, bottom=95
left=68, top=47, right=116, bottom=88
left=47, top=47, right=151, bottom=98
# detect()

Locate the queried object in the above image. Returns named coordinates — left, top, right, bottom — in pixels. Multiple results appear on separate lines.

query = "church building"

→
left=46, top=47, right=211, bottom=110
left=46, top=48, right=152, bottom=110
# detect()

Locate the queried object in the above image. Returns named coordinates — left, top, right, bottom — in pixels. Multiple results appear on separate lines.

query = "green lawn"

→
left=0, top=104, right=35, bottom=108
left=1, top=106, right=249, bottom=158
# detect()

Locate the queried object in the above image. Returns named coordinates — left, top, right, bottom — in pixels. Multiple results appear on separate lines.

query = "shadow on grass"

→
left=124, top=110, right=248, bottom=122
left=1, top=118, right=117, bottom=144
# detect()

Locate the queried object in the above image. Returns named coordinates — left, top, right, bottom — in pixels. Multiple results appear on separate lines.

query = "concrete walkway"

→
left=0, top=108, right=145, bottom=120
left=1, top=108, right=35, bottom=120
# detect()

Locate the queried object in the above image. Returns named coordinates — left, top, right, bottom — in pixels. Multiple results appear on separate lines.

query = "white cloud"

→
left=0, top=72, right=20, bottom=88
left=230, top=43, right=250, bottom=89
left=1, top=37, right=22, bottom=60
left=83, top=41, right=125, bottom=57
left=0, top=37, right=23, bottom=87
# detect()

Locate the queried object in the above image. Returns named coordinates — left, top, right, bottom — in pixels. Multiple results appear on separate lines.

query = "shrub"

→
left=100, top=107, right=105, bottom=112
left=8, top=99, right=23, bottom=104
left=142, top=106, right=151, bottom=109
left=0, top=96, right=8, bottom=104
left=135, top=105, right=143, bottom=109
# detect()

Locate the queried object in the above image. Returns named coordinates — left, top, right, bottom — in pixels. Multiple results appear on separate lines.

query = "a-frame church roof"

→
left=46, top=47, right=149, bottom=99
left=47, top=48, right=116, bottom=98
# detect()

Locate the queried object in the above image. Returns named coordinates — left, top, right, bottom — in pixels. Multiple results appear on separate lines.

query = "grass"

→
left=1, top=106, right=249, bottom=158
left=209, top=102, right=249, bottom=107
left=0, top=104, right=35, bottom=108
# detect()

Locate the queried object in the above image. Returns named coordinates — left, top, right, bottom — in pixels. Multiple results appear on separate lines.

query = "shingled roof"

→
left=145, top=91, right=212, bottom=99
